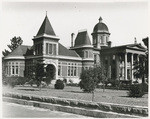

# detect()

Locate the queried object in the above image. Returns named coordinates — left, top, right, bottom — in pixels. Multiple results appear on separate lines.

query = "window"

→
left=71, top=63, right=74, bottom=76
left=101, top=36, right=103, bottom=43
left=127, top=69, right=131, bottom=79
left=6, top=66, right=8, bottom=75
left=53, top=44, right=56, bottom=55
left=46, top=43, right=49, bottom=54
left=85, top=51, right=88, bottom=58
left=49, top=44, right=52, bottom=54
left=74, top=64, right=77, bottom=76
left=68, top=63, right=70, bottom=76
left=6, top=62, right=20, bottom=76
left=58, top=65, right=61, bottom=76
left=67, top=63, right=78, bottom=77
left=106, top=36, right=108, bottom=43
left=35, top=43, right=42, bottom=55
left=9, top=62, right=11, bottom=75
left=94, top=54, right=97, bottom=64
left=46, top=43, right=57, bottom=55
left=93, top=38, right=96, bottom=44
left=16, top=63, right=18, bottom=75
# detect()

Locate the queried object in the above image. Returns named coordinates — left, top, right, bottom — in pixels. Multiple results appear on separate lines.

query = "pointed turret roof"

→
left=36, top=15, right=56, bottom=36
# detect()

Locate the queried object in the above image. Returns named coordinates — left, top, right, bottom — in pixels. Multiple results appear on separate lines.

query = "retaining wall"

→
left=3, top=92, right=148, bottom=118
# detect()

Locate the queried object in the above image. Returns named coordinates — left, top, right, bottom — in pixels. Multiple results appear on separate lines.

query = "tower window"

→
left=106, top=36, right=108, bottom=43
left=49, top=44, right=53, bottom=54
left=35, top=43, right=43, bottom=55
left=46, top=43, right=57, bottom=55
left=101, top=36, right=103, bottom=44
left=85, top=51, right=89, bottom=58
left=46, top=43, right=48, bottom=54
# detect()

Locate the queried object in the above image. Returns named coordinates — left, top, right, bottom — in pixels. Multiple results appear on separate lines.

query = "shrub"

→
left=54, top=79, right=64, bottom=89
left=3, top=76, right=29, bottom=88
left=63, top=78, right=67, bottom=84
left=128, top=84, right=145, bottom=97
left=142, top=83, right=148, bottom=93
left=3, top=77, right=18, bottom=88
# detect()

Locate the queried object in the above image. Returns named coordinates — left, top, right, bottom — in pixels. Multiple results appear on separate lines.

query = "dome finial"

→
left=99, top=17, right=103, bottom=22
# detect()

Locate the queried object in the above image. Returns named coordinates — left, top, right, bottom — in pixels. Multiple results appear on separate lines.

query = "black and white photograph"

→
left=1, top=0, right=149, bottom=118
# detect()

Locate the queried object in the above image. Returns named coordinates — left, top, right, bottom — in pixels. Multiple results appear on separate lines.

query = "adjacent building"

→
left=2, top=15, right=146, bottom=84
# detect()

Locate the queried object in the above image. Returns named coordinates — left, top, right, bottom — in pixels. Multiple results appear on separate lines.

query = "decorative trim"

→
left=4, top=56, right=25, bottom=60
left=70, top=45, right=93, bottom=50
left=33, top=34, right=60, bottom=40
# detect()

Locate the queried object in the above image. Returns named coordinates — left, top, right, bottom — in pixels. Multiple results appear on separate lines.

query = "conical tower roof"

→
left=36, top=15, right=56, bottom=36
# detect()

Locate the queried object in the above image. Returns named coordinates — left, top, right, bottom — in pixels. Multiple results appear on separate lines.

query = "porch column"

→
left=108, top=55, right=111, bottom=79
left=115, top=54, right=119, bottom=80
left=137, top=54, right=139, bottom=61
left=124, top=53, right=127, bottom=80
left=131, top=53, right=134, bottom=80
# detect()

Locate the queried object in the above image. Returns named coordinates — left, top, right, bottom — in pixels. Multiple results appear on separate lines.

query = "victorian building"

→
left=3, top=15, right=146, bottom=83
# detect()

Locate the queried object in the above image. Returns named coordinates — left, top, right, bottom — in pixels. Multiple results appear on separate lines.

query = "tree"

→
left=2, top=36, right=23, bottom=56
left=133, top=56, right=146, bottom=83
left=2, top=49, right=10, bottom=56
left=35, top=63, right=46, bottom=88
left=133, top=37, right=148, bottom=84
left=7, top=36, right=23, bottom=51
left=79, top=65, right=107, bottom=93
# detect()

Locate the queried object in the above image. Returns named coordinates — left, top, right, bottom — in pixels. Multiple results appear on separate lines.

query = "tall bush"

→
left=79, top=66, right=107, bottom=93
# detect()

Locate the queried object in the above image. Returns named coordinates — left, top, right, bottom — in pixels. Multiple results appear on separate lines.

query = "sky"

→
left=1, top=0, right=149, bottom=51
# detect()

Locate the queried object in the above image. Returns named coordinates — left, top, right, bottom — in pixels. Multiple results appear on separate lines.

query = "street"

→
left=3, top=102, right=89, bottom=118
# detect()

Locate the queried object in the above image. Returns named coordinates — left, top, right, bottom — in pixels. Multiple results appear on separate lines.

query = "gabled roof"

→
left=58, top=43, right=80, bottom=57
left=112, top=43, right=146, bottom=50
left=74, top=30, right=91, bottom=47
left=101, top=43, right=146, bottom=53
left=36, top=15, right=56, bottom=36
left=4, top=45, right=31, bottom=57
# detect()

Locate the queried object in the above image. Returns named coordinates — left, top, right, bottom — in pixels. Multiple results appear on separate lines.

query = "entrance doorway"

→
left=46, top=64, right=56, bottom=84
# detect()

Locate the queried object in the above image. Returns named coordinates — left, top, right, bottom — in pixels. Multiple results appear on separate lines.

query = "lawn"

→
left=3, top=85, right=148, bottom=107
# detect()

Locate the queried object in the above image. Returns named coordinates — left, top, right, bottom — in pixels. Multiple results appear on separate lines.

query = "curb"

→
left=3, top=97, right=140, bottom=118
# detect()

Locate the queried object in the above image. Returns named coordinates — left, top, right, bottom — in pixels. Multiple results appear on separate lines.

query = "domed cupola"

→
left=92, top=17, right=110, bottom=49
left=93, top=17, right=109, bottom=33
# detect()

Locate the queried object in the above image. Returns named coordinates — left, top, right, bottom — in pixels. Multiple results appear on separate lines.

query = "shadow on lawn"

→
left=66, top=90, right=86, bottom=94
left=18, top=89, right=40, bottom=91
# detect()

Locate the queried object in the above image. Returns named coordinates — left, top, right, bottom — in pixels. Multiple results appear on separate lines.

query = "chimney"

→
left=134, top=37, right=137, bottom=44
left=108, top=41, right=112, bottom=48
left=71, top=33, right=75, bottom=47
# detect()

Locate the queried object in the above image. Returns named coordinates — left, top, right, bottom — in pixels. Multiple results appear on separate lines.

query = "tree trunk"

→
left=92, top=91, right=94, bottom=102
